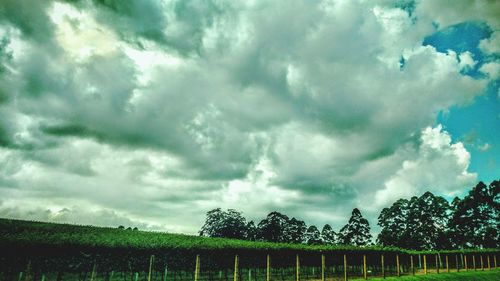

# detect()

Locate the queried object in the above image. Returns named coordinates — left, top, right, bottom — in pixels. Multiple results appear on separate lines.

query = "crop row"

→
left=0, top=218, right=499, bottom=280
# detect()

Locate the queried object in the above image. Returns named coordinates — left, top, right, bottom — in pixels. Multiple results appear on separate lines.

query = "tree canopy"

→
left=199, top=180, right=499, bottom=250
left=338, top=208, right=372, bottom=246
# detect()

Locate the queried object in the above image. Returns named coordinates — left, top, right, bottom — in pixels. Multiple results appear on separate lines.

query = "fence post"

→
left=321, top=254, right=325, bottom=281
left=267, top=254, right=271, bottom=281
left=164, top=262, right=168, bottom=281
left=473, top=255, right=476, bottom=271
left=363, top=254, right=367, bottom=280
left=396, top=255, right=400, bottom=277
left=344, top=254, right=348, bottom=281
left=464, top=255, right=468, bottom=271
left=195, top=255, right=200, bottom=281
left=446, top=255, right=449, bottom=273
left=411, top=255, right=415, bottom=276
left=234, top=255, right=239, bottom=281
left=296, top=254, right=300, bottom=281
left=436, top=254, right=439, bottom=274
left=23, top=260, right=32, bottom=281
left=148, top=255, right=155, bottom=281
left=423, top=255, right=427, bottom=275
left=381, top=254, right=385, bottom=279
left=90, top=261, right=97, bottom=281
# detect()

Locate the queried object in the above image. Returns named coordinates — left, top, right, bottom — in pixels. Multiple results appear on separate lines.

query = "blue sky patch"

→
left=427, top=22, right=499, bottom=184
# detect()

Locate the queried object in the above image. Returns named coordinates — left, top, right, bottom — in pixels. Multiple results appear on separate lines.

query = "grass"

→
left=368, top=269, right=500, bottom=280
left=1, top=217, right=498, bottom=255
left=0, top=217, right=407, bottom=253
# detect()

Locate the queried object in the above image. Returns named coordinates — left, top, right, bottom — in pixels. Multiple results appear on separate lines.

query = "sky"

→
left=0, top=0, right=498, bottom=235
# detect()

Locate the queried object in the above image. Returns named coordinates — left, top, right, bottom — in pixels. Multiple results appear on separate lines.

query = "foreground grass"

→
left=369, top=269, right=500, bottom=280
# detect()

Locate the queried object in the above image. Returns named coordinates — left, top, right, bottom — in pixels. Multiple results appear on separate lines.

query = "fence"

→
left=2, top=250, right=498, bottom=281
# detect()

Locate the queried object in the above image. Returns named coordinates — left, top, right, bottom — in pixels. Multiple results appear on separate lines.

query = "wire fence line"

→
left=2, top=251, right=498, bottom=281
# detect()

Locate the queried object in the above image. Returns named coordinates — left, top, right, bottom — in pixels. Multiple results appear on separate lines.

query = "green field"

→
left=0, top=218, right=401, bottom=253
left=2, top=218, right=497, bottom=255
left=370, top=270, right=500, bottom=280
left=0, top=218, right=499, bottom=281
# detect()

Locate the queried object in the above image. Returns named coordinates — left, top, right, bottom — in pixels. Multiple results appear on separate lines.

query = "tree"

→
left=321, top=224, right=337, bottom=245
left=338, top=208, right=372, bottom=246
left=377, top=192, right=450, bottom=250
left=448, top=181, right=499, bottom=248
left=407, top=192, right=450, bottom=250
left=377, top=198, right=409, bottom=248
left=257, top=211, right=290, bottom=242
left=199, top=208, right=248, bottom=239
left=305, top=225, right=322, bottom=245
left=245, top=221, right=258, bottom=241
left=286, top=217, right=307, bottom=243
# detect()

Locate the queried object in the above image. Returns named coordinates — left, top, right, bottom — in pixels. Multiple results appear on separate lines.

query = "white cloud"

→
left=416, top=0, right=500, bottom=30
left=478, top=143, right=491, bottom=152
left=49, top=2, right=120, bottom=62
left=0, top=0, right=495, bottom=234
left=480, top=62, right=500, bottom=80
left=458, top=51, right=476, bottom=71
left=480, top=31, right=500, bottom=55
left=374, top=125, right=477, bottom=207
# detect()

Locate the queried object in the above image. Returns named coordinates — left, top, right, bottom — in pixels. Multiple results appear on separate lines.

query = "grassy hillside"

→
left=1, top=218, right=497, bottom=255
left=0, top=217, right=401, bottom=253
left=0, top=218, right=499, bottom=276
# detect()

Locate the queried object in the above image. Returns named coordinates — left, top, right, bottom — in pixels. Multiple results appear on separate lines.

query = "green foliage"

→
left=199, top=208, right=248, bottom=239
left=245, top=220, right=258, bottom=241
left=256, top=211, right=291, bottom=243
left=378, top=192, right=451, bottom=250
left=201, top=209, right=311, bottom=244
left=0, top=218, right=402, bottom=254
left=285, top=217, right=307, bottom=244
left=305, top=225, right=322, bottom=245
left=321, top=224, right=336, bottom=245
left=447, top=181, right=499, bottom=249
left=338, top=208, right=372, bottom=246
left=378, top=181, right=500, bottom=250
left=0, top=218, right=497, bottom=274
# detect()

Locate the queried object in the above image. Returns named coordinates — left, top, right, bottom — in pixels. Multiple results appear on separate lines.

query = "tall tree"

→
left=377, top=198, right=409, bottom=247
left=338, top=208, right=372, bottom=246
left=377, top=192, right=450, bottom=250
left=199, top=208, right=248, bottom=239
left=305, top=225, right=322, bottom=245
left=321, top=224, right=337, bottom=245
left=407, top=192, right=450, bottom=250
left=448, top=180, right=500, bottom=248
left=257, top=211, right=290, bottom=242
left=286, top=217, right=307, bottom=243
left=245, top=220, right=258, bottom=241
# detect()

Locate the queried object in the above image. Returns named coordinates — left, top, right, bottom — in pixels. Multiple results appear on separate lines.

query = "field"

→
left=0, top=218, right=498, bottom=281
left=370, top=270, right=500, bottom=280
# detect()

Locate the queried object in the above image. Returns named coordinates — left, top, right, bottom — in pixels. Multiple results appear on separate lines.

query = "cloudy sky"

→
left=0, top=0, right=498, bottom=234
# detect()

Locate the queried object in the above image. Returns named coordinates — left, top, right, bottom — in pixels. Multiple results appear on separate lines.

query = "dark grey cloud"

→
left=0, top=1, right=55, bottom=42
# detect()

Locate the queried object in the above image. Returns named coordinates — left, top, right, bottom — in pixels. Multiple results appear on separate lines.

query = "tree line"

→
left=199, top=180, right=499, bottom=250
